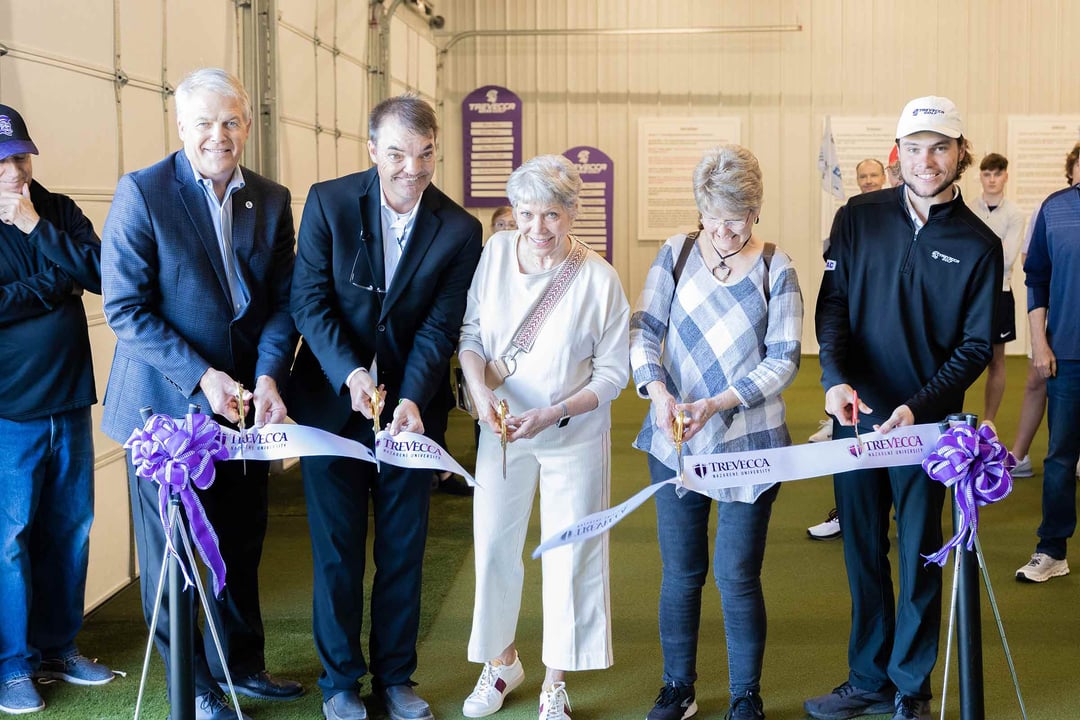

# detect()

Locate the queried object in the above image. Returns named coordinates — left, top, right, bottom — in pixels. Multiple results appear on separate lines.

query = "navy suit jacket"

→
left=289, top=167, right=482, bottom=435
left=100, top=151, right=298, bottom=443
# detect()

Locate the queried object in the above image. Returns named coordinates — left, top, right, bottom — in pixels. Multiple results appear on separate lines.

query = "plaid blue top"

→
left=630, top=234, right=803, bottom=503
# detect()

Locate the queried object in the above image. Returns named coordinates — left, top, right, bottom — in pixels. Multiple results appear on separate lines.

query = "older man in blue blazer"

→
left=289, top=94, right=482, bottom=720
left=101, top=68, right=301, bottom=720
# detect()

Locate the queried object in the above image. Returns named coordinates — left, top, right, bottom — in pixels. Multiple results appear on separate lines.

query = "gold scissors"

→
left=673, top=410, right=687, bottom=475
left=498, top=400, right=509, bottom=479
left=852, top=389, right=865, bottom=456
left=370, top=390, right=382, bottom=434
left=235, top=382, right=247, bottom=474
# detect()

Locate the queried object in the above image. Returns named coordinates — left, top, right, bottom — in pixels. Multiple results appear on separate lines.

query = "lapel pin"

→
left=245, top=201, right=253, bottom=209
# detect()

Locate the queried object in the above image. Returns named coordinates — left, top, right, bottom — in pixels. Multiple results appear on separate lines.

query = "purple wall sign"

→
left=462, top=85, right=522, bottom=207
left=563, top=146, right=614, bottom=262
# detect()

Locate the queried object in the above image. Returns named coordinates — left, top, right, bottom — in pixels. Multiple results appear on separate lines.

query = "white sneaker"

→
left=539, top=682, right=571, bottom=720
left=1015, top=553, right=1070, bottom=583
left=1012, top=455, right=1033, bottom=478
left=807, top=508, right=841, bottom=540
left=808, top=419, right=833, bottom=443
left=463, top=656, right=525, bottom=718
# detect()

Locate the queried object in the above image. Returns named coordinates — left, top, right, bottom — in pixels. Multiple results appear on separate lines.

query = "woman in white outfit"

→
left=458, top=155, right=630, bottom=720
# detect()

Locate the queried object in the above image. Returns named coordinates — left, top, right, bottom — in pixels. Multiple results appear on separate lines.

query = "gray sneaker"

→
left=36, top=653, right=113, bottom=686
left=1015, top=553, right=1070, bottom=582
left=1011, top=455, right=1033, bottom=478
left=804, top=682, right=895, bottom=720
left=0, top=676, right=44, bottom=715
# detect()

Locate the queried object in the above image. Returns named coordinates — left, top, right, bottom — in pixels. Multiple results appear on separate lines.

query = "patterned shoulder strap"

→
left=509, top=238, right=590, bottom=354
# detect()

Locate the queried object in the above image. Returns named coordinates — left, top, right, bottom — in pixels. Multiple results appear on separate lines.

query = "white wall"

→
left=437, top=0, right=1080, bottom=353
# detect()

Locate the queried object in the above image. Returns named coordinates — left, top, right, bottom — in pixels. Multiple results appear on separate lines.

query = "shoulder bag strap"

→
left=506, top=237, right=590, bottom=355
left=761, top=242, right=776, bottom=304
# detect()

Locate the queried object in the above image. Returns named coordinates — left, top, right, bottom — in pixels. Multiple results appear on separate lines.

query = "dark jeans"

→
left=1038, top=359, right=1080, bottom=559
left=833, top=425, right=945, bottom=700
left=0, top=408, right=94, bottom=682
left=649, top=453, right=778, bottom=696
left=128, top=455, right=270, bottom=694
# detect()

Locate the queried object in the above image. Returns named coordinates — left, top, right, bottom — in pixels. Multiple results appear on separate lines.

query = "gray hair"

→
left=505, top=155, right=581, bottom=212
left=369, top=94, right=439, bottom=143
left=175, top=68, right=252, bottom=123
left=692, top=144, right=763, bottom=216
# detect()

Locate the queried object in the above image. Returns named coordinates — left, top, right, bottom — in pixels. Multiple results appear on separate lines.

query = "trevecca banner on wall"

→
left=462, top=85, right=522, bottom=207
left=563, top=146, right=614, bottom=262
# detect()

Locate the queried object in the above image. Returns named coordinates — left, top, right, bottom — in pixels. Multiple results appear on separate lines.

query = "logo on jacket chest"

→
left=930, top=249, right=960, bottom=265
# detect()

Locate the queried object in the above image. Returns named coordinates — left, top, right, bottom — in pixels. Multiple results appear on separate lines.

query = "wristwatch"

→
left=556, top=402, right=571, bottom=428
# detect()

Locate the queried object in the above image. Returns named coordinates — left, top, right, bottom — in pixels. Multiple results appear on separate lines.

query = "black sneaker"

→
left=804, top=681, right=895, bottom=720
left=726, top=691, right=765, bottom=720
left=647, top=683, right=697, bottom=720
left=892, top=693, right=930, bottom=720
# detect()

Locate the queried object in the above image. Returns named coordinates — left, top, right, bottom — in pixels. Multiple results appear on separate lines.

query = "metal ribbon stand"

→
left=938, top=413, right=1027, bottom=720
left=131, top=405, right=243, bottom=720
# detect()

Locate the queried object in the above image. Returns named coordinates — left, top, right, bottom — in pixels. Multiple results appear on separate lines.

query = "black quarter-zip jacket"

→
left=816, top=185, right=1002, bottom=425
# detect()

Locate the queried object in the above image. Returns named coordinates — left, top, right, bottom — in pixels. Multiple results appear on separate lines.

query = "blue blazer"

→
left=289, top=167, right=482, bottom=435
left=100, top=151, right=298, bottom=443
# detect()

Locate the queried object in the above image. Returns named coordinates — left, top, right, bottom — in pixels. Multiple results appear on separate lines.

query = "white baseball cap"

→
left=895, top=96, right=963, bottom=140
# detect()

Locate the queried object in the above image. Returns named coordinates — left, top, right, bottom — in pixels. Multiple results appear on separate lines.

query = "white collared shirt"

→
left=380, top=190, right=423, bottom=288
left=192, top=164, right=248, bottom=315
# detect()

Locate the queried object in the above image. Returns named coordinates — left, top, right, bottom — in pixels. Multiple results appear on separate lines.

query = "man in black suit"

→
left=102, top=68, right=302, bottom=720
left=289, top=95, right=482, bottom=720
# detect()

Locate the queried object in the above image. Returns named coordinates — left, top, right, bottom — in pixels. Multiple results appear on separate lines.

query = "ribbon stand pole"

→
left=948, top=412, right=983, bottom=720
left=134, top=405, right=196, bottom=720
left=130, top=406, right=244, bottom=720
left=935, top=413, right=1027, bottom=720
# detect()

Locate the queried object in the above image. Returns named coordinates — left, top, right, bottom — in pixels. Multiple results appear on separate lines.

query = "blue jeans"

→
left=649, top=454, right=778, bottom=695
left=1038, top=359, right=1080, bottom=559
left=0, top=408, right=94, bottom=682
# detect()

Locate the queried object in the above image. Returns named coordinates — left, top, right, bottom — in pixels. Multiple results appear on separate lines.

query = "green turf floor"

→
left=55, top=355, right=1079, bottom=719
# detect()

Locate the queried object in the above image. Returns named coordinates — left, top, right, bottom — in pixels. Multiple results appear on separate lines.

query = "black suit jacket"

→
left=289, top=167, right=482, bottom=435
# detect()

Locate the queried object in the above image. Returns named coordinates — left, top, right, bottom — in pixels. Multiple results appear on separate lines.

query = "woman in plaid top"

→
left=630, top=145, right=802, bottom=720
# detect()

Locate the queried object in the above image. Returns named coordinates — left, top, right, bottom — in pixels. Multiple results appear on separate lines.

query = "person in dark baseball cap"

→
left=0, top=104, right=113, bottom=715
left=0, top=104, right=40, bottom=159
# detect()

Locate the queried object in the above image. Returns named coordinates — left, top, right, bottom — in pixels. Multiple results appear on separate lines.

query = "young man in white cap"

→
left=0, top=104, right=113, bottom=714
left=806, top=96, right=1001, bottom=720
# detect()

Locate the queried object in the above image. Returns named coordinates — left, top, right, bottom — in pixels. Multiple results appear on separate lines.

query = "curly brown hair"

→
left=1066, top=142, right=1080, bottom=184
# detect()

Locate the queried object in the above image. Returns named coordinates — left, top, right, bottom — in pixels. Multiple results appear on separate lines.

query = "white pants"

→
left=467, top=429, right=613, bottom=671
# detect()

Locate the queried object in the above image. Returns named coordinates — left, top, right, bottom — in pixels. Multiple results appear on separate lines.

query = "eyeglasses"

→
left=700, top=210, right=752, bottom=232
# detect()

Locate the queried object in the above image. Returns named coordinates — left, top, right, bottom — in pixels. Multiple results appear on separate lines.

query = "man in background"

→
left=0, top=103, right=113, bottom=715
left=1016, top=149, right=1080, bottom=583
left=855, top=157, right=886, bottom=194
left=807, top=156, right=889, bottom=540
left=967, top=153, right=1025, bottom=426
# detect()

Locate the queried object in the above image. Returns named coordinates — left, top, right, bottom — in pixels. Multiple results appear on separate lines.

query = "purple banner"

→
left=563, top=146, right=614, bottom=262
left=462, top=85, right=522, bottom=207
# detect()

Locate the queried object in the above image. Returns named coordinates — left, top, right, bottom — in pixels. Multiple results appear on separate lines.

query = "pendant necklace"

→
left=710, top=235, right=751, bottom=281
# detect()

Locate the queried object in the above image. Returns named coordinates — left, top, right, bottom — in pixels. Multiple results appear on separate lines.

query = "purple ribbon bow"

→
left=921, top=423, right=1016, bottom=566
left=124, top=413, right=231, bottom=595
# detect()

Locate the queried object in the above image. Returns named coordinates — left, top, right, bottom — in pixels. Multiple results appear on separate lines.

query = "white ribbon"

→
left=532, top=423, right=943, bottom=558
left=216, top=424, right=477, bottom=486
